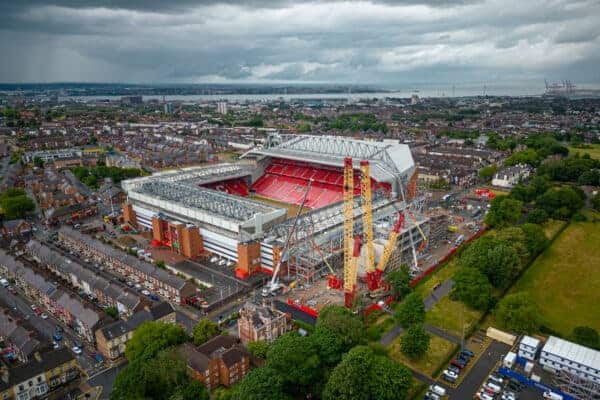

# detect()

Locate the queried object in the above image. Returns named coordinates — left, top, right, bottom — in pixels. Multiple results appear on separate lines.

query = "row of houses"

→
left=0, top=250, right=104, bottom=343
left=0, top=308, right=41, bottom=363
left=57, top=226, right=196, bottom=303
left=25, top=240, right=147, bottom=317
left=0, top=348, right=80, bottom=400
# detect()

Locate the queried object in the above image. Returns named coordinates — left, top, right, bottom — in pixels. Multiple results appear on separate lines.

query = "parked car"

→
left=423, top=392, right=440, bottom=400
left=460, top=349, right=475, bottom=358
left=72, top=346, right=82, bottom=355
left=489, top=374, right=504, bottom=385
left=52, top=341, right=60, bottom=350
left=429, top=385, right=446, bottom=397
left=53, top=332, right=63, bottom=341
left=485, top=382, right=502, bottom=394
left=451, top=359, right=466, bottom=369
left=40, top=313, right=48, bottom=319
left=447, top=365, right=461, bottom=374
left=502, top=391, right=517, bottom=400
left=141, top=289, right=150, bottom=296
left=478, top=391, right=495, bottom=400
left=30, top=304, right=38, bottom=310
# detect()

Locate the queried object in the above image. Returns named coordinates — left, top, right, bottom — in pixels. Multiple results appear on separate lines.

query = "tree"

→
left=155, top=259, right=166, bottom=269
left=519, top=223, right=548, bottom=257
left=316, top=305, right=365, bottom=351
left=266, top=332, right=321, bottom=389
left=484, top=196, right=523, bottom=228
left=312, top=325, right=346, bottom=366
left=387, top=265, right=412, bottom=300
left=571, top=326, right=599, bottom=350
left=400, top=324, right=431, bottom=359
left=395, top=292, right=425, bottom=328
left=453, top=267, right=493, bottom=311
left=33, top=156, right=44, bottom=168
left=323, top=346, right=412, bottom=400
left=232, top=367, right=290, bottom=400
left=527, top=208, right=549, bottom=224
left=125, top=322, right=188, bottom=362
left=460, top=235, right=521, bottom=288
left=593, top=193, right=600, bottom=212
left=192, top=320, right=221, bottom=346
left=536, top=187, right=584, bottom=220
left=0, top=189, right=35, bottom=220
left=478, top=165, right=497, bottom=182
left=247, top=340, right=269, bottom=359
left=171, top=380, right=209, bottom=400
left=105, top=306, right=119, bottom=319
left=504, top=149, right=541, bottom=167
left=111, top=349, right=190, bottom=400
left=495, top=293, right=540, bottom=333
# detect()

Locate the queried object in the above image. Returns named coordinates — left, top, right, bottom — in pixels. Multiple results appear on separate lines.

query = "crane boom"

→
left=360, top=160, right=375, bottom=272
left=263, top=179, right=312, bottom=295
left=376, top=212, right=405, bottom=273
left=343, top=157, right=357, bottom=305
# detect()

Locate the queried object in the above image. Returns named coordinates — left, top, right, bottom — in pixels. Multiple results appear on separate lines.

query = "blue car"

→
left=53, top=332, right=63, bottom=341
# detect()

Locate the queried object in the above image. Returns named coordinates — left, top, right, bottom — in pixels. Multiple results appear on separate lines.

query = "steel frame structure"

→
left=553, top=370, right=600, bottom=400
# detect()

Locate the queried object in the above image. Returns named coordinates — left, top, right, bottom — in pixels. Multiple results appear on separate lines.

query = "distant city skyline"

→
left=1, top=0, right=599, bottom=84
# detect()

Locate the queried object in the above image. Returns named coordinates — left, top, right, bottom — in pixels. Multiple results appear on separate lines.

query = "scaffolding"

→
left=552, top=369, right=600, bottom=400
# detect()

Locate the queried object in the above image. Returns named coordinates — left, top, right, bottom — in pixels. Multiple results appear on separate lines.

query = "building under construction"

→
left=121, top=134, right=428, bottom=297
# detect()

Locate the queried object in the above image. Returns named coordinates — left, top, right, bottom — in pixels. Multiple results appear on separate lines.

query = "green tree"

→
left=519, top=223, right=548, bottom=257
left=571, top=326, right=599, bottom=350
left=386, top=266, right=412, bottom=300
left=527, top=208, right=549, bottom=224
left=155, top=259, right=166, bottom=269
left=0, top=189, right=35, bottom=220
left=171, top=380, right=210, bottom=400
left=316, top=305, right=365, bottom=351
left=536, top=187, right=584, bottom=220
left=211, top=387, right=235, bottom=400
left=105, top=306, right=119, bottom=319
left=395, top=292, right=425, bottom=328
left=247, top=340, right=269, bottom=359
left=111, top=349, right=190, bottom=400
left=312, top=325, right=346, bottom=366
left=33, top=156, right=44, bottom=168
left=495, top=293, right=540, bottom=334
left=460, top=235, right=521, bottom=288
left=125, top=321, right=188, bottom=362
left=400, top=324, right=431, bottom=360
left=484, top=196, right=523, bottom=228
left=192, top=320, right=221, bottom=346
left=323, top=346, right=412, bottom=400
left=232, top=367, right=290, bottom=400
left=592, top=193, right=600, bottom=212
left=453, top=267, right=493, bottom=311
left=266, top=332, right=321, bottom=389
left=504, top=149, right=541, bottom=167
left=478, top=165, right=497, bottom=182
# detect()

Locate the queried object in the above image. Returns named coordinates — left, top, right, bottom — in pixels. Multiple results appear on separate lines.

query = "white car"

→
left=429, top=385, right=446, bottom=397
left=443, top=369, right=458, bottom=379
left=72, top=346, right=82, bottom=355
left=30, top=304, right=38, bottom=310
left=485, top=382, right=502, bottom=394
left=478, top=392, right=495, bottom=400
left=41, top=313, right=49, bottom=319
left=502, top=391, right=516, bottom=400
left=141, top=289, right=150, bottom=296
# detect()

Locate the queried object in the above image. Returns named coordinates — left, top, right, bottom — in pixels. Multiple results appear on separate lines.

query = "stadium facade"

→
left=121, top=134, right=428, bottom=283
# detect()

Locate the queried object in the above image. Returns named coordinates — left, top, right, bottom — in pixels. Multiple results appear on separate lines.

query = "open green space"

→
left=388, top=334, right=458, bottom=378
left=542, top=219, right=567, bottom=238
left=425, top=296, right=483, bottom=338
left=414, top=259, right=459, bottom=298
left=509, top=218, right=600, bottom=336
left=569, top=144, right=600, bottom=159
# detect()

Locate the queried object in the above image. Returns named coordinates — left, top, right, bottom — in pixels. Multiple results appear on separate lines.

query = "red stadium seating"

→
left=203, top=178, right=249, bottom=197
left=251, top=159, right=388, bottom=209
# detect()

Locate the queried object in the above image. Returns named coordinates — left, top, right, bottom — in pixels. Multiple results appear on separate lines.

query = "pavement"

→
left=379, top=277, right=455, bottom=346
left=424, top=324, right=462, bottom=345
left=0, top=285, right=99, bottom=373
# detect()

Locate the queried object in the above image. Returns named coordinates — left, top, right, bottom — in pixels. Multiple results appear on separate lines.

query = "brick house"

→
left=238, top=300, right=291, bottom=344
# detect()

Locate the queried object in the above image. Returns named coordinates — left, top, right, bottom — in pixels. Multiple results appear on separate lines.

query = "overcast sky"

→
left=1, top=0, right=599, bottom=85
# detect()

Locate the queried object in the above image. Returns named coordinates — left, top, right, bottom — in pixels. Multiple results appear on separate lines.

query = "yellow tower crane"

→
left=343, top=157, right=358, bottom=307
left=360, top=160, right=377, bottom=291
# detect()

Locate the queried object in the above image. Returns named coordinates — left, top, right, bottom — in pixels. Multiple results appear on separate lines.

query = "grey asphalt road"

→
left=449, top=340, right=511, bottom=400
left=424, top=278, right=454, bottom=311
left=425, top=324, right=462, bottom=345
left=88, top=363, right=127, bottom=399
left=0, top=285, right=97, bottom=372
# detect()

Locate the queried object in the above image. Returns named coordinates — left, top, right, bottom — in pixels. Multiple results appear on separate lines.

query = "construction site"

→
left=120, top=134, right=432, bottom=310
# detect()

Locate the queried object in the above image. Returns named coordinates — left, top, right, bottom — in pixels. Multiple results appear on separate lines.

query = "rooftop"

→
left=543, top=336, right=600, bottom=372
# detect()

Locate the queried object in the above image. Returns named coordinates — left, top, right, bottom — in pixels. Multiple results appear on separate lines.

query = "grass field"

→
left=414, top=259, right=459, bottom=298
left=425, top=296, right=483, bottom=338
left=543, top=219, right=567, bottom=239
left=509, top=218, right=600, bottom=336
left=569, top=144, right=600, bottom=159
left=388, top=334, right=458, bottom=378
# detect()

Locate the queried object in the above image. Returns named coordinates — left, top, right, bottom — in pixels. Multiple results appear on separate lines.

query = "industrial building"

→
left=121, top=134, right=428, bottom=290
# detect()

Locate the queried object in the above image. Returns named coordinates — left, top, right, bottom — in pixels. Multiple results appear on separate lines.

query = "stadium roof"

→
left=243, top=134, right=415, bottom=184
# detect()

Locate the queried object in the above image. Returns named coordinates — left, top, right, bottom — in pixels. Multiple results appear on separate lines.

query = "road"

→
left=0, top=285, right=99, bottom=373
left=88, top=363, right=127, bottom=399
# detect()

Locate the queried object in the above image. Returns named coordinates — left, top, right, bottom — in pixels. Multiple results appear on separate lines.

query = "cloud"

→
left=0, top=0, right=599, bottom=84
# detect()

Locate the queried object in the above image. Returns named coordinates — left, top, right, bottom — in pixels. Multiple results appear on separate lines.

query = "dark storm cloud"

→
left=0, top=0, right=599, bottom=84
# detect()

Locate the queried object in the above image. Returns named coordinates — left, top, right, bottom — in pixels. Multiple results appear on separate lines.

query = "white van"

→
left=543, top=392, right=563, bottom=400
left=429, top=384, right=446, bottom=396
left=0, top=279, right=9, bottom=288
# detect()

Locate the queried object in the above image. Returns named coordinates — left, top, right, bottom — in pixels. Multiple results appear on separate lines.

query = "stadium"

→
left=121, top=134, right=428, bottom=287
